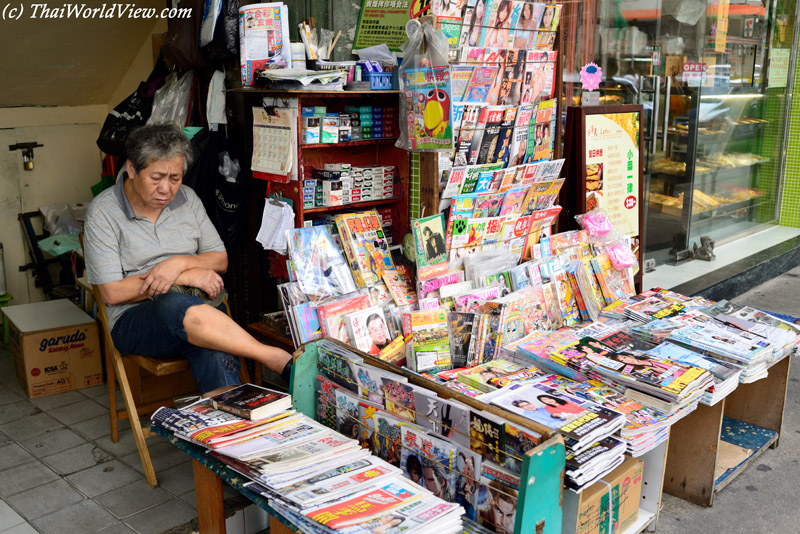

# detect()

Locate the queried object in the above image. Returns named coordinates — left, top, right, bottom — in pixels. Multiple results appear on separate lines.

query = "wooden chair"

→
left=91, top=283, right=252, bottom=487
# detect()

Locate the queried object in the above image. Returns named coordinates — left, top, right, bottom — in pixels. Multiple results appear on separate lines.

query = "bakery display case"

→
left=560, top=0, right=796, bottom=266
left=647, top=90, right=773, bottom=258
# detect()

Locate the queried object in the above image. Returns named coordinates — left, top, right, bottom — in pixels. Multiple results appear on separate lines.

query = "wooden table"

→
left=151, top=426, right=296, bottom=534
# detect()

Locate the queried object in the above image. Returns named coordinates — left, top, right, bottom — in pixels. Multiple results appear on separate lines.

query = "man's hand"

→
left=139, top=256, right=186, bottom=298
left=181, top=268, right=224, bottom=298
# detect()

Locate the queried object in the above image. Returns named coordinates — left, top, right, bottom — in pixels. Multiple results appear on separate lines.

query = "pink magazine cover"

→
left=317, top=295, right=371, bottom=343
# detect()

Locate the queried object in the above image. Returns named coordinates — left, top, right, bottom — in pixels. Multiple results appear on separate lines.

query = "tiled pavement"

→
left=0, top=346, right=268, bottom=534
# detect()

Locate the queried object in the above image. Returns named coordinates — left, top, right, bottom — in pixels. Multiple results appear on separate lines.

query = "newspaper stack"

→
left=669, top=323, right=773, bottom=383
left=644, top=342, right=742, bottom=406
left=153, top=404, right=463, bottom=534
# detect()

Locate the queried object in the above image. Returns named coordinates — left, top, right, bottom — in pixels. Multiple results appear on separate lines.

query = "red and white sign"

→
left=683, top=62, right=707, bottom=87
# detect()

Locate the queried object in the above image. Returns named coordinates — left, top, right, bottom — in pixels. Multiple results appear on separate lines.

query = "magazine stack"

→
left=151, top=384, right=464, bottom=534
left=479, top=377, right=626, bottom=491
left=643, top=342, right=742, bottom=406
left=527, top=373, right=675, bottom=457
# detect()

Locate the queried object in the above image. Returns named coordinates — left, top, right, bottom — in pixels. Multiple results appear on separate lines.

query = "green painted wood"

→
left=515, top=434, right=566, bottom=534
left=290, top=342, right=320, bottom=419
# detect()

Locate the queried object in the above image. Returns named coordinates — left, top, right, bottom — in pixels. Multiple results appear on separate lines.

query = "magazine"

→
left=382, top=269, right=419, bottom=306
left=318, top=339, right=364, bottom=394
left=412, top=214, right=449, bottom=281
left=401, top=66, right=453, bottom=150
left=335, top=211, right=395, bottom=288
left=287, top=227, right=357, bottom=301
left=408, top=310, right=453, bottom=373
left=490, top=381, right=624, bottom=451
left=334, top=387, right=362, bottom=440
left=469, top=409, right=506, bottom=465
left=345, top=306, right=392, bottom=356
left=400, top=426, right=458, bottom=502
left=447, top=312, right=477, bottom=368
left=412, top=388, right=471, bottom=448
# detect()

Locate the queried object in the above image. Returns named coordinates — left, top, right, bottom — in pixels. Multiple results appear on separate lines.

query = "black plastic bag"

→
left=202, top=0, right=240, bottom=64
left=161, top=0, right=208, bottom=70
left=183, top=129, right=245, bottom=246
left=96, top=82, right=154, bottom=157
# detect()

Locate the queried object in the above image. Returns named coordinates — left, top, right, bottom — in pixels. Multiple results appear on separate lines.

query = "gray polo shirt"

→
left=84, top=175, right=225, bottom=330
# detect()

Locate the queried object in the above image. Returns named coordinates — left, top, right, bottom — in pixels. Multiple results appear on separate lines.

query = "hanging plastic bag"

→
left=97, top=81, right=157, bottom=156
left=397, top=20, right=453, bottom=152
left=147, top=71, right=194, bottom=127
left=574, top=209, right=615, bottom=238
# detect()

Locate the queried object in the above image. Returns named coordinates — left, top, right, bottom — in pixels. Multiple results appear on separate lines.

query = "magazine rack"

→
left=290, top=338, right=674, bottom=534
left=663, top=355, right=791, bottom=507
left=291, top=338, right=565, bottom=534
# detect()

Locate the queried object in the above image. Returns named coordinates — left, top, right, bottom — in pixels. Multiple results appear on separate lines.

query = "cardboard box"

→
left=563, top=456, right=643, bottom=534
left=3, top=299, right=103, bottom=398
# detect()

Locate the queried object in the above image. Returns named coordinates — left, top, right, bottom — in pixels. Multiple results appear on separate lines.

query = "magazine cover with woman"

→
left=489, top=380, right=623, bottom=443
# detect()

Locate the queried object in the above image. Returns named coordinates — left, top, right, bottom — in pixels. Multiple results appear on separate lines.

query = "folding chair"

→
left=91, top=283, right=251, bottom=488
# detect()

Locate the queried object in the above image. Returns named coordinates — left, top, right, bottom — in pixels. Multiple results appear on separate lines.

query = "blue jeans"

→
left=111, top=292, right=241, bottom=394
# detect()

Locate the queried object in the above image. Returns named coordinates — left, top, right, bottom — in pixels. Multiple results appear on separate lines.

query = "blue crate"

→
left=365, top=72, right=393, bottom=90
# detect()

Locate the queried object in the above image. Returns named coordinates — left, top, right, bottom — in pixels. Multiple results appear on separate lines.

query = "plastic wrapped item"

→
left=397, top=20, right=453, bottom=151
left=355, top=44, right=397, bottom=66
left=575, top=209, right=615, bottom=238
left=147, top=71, right=193, bottom=127
left=286, top=226, right=357, bottom=304
left=41, top=203, right=84, bottom=235
left=318, top=28, right=334, bottom=60
left=605, top=239, right=639, bottom=271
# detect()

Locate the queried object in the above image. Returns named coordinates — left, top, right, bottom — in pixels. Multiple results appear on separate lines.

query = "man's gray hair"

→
left=125, top=122, right=193, bottom=173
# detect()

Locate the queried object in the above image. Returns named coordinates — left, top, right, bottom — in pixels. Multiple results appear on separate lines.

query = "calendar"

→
left=252, top=107, right=294, bottom=176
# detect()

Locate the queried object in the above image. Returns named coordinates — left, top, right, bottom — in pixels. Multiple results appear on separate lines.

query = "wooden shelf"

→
left=300, top=138, right=398, bottom=149
left=232, top=88, right=400, bottom=97
left=714, top=417, right=779, bottom=492
left=303, top=197, right=402, bottom=215
left=664, top=355, right=791, bottom=507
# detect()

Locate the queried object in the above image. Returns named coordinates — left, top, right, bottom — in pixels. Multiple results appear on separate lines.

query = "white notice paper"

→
left=256, top=199, right=295, bottom=254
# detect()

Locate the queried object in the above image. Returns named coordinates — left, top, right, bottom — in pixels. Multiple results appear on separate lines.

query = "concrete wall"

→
left=0, top=22, right=164, bottom=304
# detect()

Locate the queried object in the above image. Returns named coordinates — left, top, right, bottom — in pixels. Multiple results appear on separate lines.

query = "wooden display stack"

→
left=664, top=356, right=791, bottom=507
left=252, top=90, right=408, bottom=231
